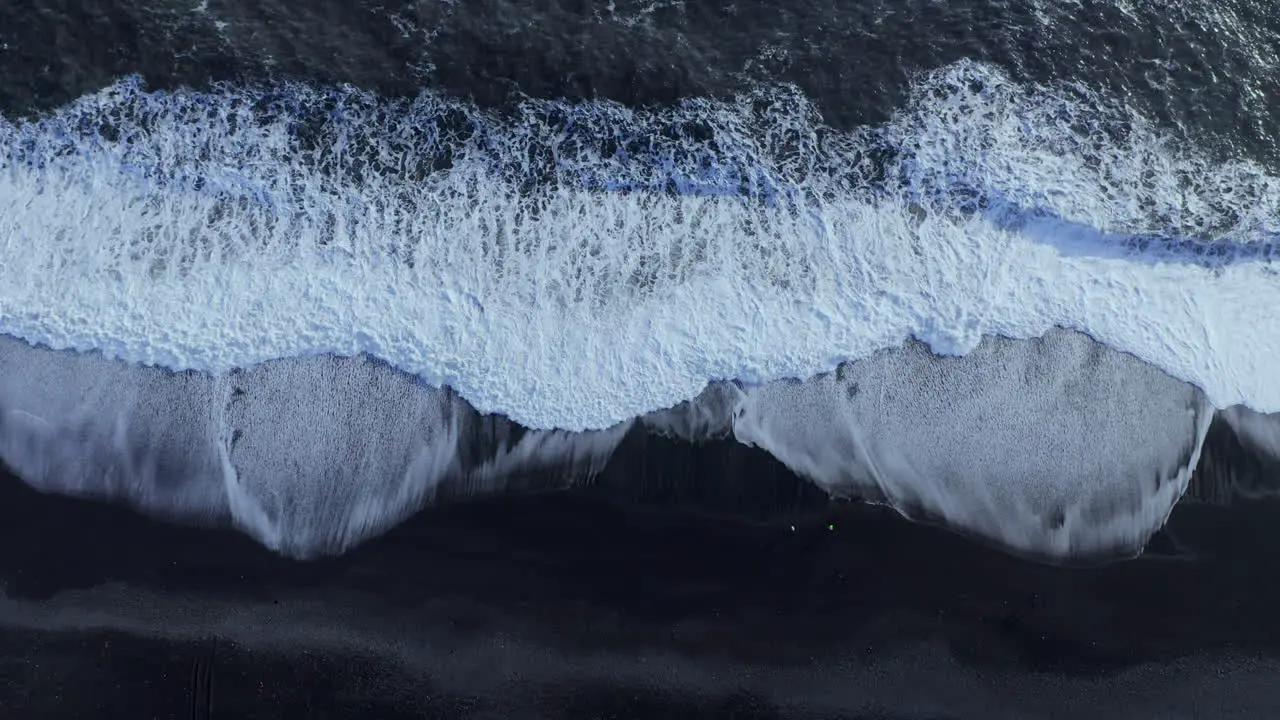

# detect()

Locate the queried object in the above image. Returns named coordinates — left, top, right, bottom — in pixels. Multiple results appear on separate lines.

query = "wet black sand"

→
left=2, top=425, right=1280, bottom=718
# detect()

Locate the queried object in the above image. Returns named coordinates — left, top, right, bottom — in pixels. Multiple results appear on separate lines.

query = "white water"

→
left=731, top=330, right=1213, bottom=558
left=640, top=329, right=1214, bottom=558
left=0, top=337, right=627, bottom=557
left=1, top=59, right=1277, bottom=558
left=1, top=60, right=1277, bottom=431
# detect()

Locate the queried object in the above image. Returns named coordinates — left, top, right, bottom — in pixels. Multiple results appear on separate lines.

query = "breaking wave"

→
left=1, top=59, right=1275, bottom=558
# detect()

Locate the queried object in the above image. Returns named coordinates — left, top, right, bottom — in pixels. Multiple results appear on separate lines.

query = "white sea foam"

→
left=0, top=336, right=627, bottom=557
left=636, top=330, right=1215, bottom=557
left=1, top=59, right=1278, bottom=558
left=0, top=59, right=1276, bottom=432
left=732, top=330, right=1213, bottom=558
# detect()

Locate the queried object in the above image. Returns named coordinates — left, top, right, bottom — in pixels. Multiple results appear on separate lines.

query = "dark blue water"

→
left=4, top=0, right=1278, bottom=171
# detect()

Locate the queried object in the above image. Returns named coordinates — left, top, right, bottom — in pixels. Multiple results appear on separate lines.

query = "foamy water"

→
left=0, top=337, right=629, bottom=557
left=730, top=331, right=1213, bottom=559
left=1, top=60, right=1277, bottom=557
left=1, top=60, right=1277, bottom=429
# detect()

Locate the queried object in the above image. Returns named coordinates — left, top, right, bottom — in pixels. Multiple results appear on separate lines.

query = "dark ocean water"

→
left=4, top=0, right=1280, bottom=717
left=4, top=0, right=1279, bottom=166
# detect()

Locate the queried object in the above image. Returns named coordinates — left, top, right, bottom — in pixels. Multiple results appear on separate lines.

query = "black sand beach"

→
left=2, top=423, right=1280, bottom=718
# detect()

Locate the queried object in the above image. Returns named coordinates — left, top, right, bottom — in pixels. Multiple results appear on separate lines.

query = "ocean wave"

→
left=0, top=328, right=1215, bottom=560
left=1, top=59, right=1277, bottom=559
left=1, top=60, right=1277, bottom=431
left=0, top=336, right=628, bottom=558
